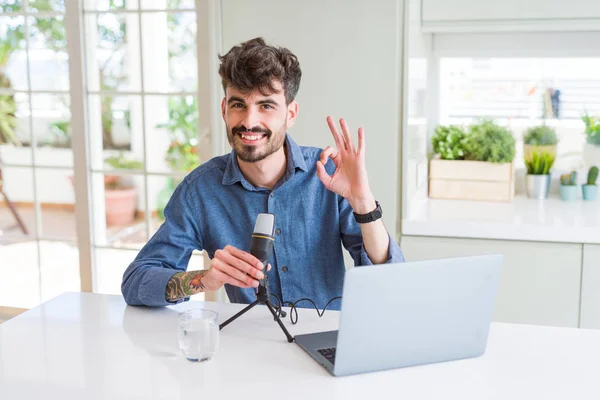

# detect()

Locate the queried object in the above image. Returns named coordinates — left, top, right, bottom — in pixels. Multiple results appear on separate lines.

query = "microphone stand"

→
left=219, top=275, right=295, bottom=343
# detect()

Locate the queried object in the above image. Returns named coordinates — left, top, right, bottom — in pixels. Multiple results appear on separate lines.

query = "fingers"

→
left=339, top=118, right=356, bottom=153
left=357, top=126, right=365, bottom=155
left=210, top=246, right=266, bottom=289
left=320, top=146, right=340, bottom=168
left=316, top=159, right=332, bottom=190
left=326, top=116, right=346, bottom=151
left=218, top=247, right=265, bottom=279
left=223, top=245, right=264, bottom=270
left=327, top=116, right=361, bottom=154
left=209, top=264, right=254, bottom=289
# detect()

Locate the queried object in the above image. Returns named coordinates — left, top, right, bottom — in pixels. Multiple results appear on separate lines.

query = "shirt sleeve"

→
left=121, top=180, right=203, bottom=306
left=338, top=195, right=405, bottom=266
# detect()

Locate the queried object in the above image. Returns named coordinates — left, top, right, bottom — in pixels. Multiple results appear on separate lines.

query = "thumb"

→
left=316, top=161, right=332, bottom=189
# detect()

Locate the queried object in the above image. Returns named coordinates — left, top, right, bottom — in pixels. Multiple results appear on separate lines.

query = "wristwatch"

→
left=353, top=200, right=382, bottom=224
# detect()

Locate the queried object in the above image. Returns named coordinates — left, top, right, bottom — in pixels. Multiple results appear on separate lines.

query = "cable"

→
left=270, top=294, right=342, bottom=325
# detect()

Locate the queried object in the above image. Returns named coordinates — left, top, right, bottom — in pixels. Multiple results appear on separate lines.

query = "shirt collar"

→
left=222, top=133, right=308, bottom=187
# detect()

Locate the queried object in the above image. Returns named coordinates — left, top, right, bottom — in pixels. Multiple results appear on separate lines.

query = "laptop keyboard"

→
left=317, top=347, right=336, bottom=365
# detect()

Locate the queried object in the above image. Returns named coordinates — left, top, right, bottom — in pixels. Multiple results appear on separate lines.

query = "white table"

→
left=1, top=292, right=600, bottom=400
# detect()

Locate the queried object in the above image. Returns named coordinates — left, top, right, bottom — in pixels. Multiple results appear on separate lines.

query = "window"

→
left=439, top=57, right=600, bottom=169
left=0, top=0, right=77, bottom=310
left=0, top=0, right=214, bottom=312
left=82, top=0, right=209, bottom=295
left=441, top=57, right=600, bottom=121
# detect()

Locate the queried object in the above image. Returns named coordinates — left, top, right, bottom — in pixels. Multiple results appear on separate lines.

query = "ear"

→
left=221, top=97, right=226, bottom=121
left=286, top=101, right=298, bottom=129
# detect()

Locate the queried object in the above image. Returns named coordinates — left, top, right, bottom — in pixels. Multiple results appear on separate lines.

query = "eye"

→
left=261, top=104, right=274, bottom=110
left=231, top=103, right=245, bottom=108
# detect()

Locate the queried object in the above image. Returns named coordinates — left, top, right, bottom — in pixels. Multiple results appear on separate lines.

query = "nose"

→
left=240, top=106, right=260, bottom=130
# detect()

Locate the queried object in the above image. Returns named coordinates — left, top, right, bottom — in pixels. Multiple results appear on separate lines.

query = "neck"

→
left=237, top=145, right=287, bottom=190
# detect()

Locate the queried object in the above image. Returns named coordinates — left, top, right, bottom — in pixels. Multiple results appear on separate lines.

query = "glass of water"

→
left=178, top=309, right=219, bottom=362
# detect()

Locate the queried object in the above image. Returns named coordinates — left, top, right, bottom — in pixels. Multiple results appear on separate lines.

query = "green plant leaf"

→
left=431, top=124, right=468, bottom=161
left=582, top=111, right=600, bottom=146
left=464, top=119, right=516, bottom=163
left=155, top=96, right=202, bottom=172
left=523, top=125, right=558, bottom=146
left=525, top=150, right=555, bottom=175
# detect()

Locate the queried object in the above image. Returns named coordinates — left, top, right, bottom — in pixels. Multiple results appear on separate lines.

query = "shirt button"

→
left=270, top=192, right=274, bottom=198
left=275, top=229, right=281, bottom=235
left=282, top=266, right=288, bottom=272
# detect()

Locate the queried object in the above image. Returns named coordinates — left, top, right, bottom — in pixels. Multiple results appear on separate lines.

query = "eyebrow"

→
left=227, top=96, right=279, bottom=107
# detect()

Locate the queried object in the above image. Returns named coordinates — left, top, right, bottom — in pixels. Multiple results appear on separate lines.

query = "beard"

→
left=226, top=122, right=287, bottom=163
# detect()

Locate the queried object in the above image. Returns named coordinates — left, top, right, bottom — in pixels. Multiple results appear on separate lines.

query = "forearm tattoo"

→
left=165, top=270, right=208, bottom=301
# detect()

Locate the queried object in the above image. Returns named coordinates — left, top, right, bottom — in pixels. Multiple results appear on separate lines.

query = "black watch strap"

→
left=353, top=200, right=382, bottom=224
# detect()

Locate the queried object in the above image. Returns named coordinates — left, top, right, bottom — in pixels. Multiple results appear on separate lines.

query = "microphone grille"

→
left=253, top=213, right=275, bottom=236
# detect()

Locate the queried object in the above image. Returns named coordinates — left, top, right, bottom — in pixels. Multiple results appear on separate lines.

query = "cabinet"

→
left=580, top=244, right=600, bottom=329
left=421, top=0, right=600, bottom=32
left=400, top=236, right=583, bottom=328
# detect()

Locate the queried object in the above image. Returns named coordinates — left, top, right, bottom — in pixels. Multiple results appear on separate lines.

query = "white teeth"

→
left=241, top=134, right=263, bottom=141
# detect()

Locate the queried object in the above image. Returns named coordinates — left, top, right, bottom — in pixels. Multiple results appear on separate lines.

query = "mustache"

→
left=232, top=125, right=271, bottom=137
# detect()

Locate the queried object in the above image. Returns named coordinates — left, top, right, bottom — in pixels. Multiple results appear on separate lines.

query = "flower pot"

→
left=105, top=188, right=137, bottom=226
left=582, top=185, right=598, bottom=201
left=526, top=174, right=551, bottom=199
left=560, top=185, right=578, bottom=201
left=429, top=158, right=515, bottom=201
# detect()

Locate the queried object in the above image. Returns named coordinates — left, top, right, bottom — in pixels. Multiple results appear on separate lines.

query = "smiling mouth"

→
left=239, top=132, right=267, bottom=142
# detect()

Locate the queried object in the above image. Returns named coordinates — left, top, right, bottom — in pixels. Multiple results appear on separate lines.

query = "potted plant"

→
left=464, top=119, right=516, bottom=163
left=560, top=171, right=578, bottom=201
left=582, top=166, right=598, bottom=201
left=0, top=82, right=19, bottom=152
left=155, top=97, right=202, bottom=219
left=103, top=153, right=143, bottom=226
left=525, top=151, right=555, bottom=199
left=429, top=119, right=516, bottom=202
left=431, top=124, right=468, bottom=161
left=0, top=48, right=20, bottom=190
left=0, top=57, right=28, bottom=233
left=0, top=35, right=21, bottom=161
left=582, top=113, right=600, bottom=171
left=523, top=125, right=558, bottom=162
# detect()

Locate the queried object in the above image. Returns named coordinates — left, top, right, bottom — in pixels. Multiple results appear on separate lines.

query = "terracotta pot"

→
left=68, top=175, right=138, bottom=226
left=105, top=188, right=137, bottom=226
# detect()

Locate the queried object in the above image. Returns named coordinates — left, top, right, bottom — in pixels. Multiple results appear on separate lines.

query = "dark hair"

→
left=218, top=37, right=302, bottom=104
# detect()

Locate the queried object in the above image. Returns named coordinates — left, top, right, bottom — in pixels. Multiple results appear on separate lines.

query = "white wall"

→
left=220, top=0, right=405, bottom=236
left=0, top=147, right=74, bottom=204
left=0, top=146, right=166, bottom=212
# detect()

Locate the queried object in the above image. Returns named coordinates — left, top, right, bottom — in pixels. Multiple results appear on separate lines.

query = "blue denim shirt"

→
left=121, top=134, right=404, bottom=309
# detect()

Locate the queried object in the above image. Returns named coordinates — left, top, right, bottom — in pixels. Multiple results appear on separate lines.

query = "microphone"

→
left=250, top=213, right=275, bottom=285
left=250, top=213, right=287, bottom=318
left=219, top=212, right=291, bottom=339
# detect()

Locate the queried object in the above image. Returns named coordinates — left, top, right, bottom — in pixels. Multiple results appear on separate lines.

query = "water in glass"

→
left=178, top=309, right=219, bottom=362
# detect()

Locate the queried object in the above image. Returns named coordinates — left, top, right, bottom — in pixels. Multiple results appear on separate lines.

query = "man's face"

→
left=221, top=82, right=297, bottom=163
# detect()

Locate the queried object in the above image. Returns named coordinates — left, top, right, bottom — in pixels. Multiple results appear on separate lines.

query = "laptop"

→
left=294, top=254, right=503, bottom=377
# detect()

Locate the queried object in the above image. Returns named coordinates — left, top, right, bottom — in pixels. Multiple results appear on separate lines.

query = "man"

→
left=121, top=37, right=404, bottom=309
